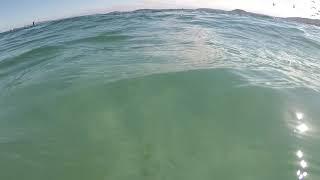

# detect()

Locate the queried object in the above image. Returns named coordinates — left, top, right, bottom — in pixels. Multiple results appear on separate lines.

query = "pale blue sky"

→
left=0, top=0, right=318, bottom=32
left=0, top=0, right=138, bottom=31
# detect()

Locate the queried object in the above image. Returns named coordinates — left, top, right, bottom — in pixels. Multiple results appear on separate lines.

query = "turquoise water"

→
left=1, top=9, right=320, bottom=180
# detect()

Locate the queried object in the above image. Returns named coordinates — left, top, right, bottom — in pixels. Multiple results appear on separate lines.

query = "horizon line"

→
left=1, top=7, right=319, bottom=34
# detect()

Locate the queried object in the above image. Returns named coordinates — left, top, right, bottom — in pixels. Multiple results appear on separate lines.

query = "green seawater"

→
left=0, top=9, right=320, bottom=180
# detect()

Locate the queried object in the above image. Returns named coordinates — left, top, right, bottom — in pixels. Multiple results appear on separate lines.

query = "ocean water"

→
left=1, top=9, right=320, bottom=180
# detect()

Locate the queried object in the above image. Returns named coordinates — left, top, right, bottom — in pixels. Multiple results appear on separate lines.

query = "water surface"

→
left=0, top=9, right=320, bottom=180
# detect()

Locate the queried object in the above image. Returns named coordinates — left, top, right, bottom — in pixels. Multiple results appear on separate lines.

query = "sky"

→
left=0, top=0, right=319, bottom=31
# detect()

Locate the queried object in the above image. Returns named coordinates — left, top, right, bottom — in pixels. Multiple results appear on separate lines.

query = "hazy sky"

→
left=0, top=0, right=319, bottom=31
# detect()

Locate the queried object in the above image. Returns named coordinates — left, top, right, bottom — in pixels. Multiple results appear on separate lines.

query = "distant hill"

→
left=197, top=8, right=272, bottom=18
left=198, top=8, right=320, bottom=27
left=229, top=9, right=273, bottom=19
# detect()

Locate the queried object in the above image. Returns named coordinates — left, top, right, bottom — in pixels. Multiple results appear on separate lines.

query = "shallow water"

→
left=0, top=9, right=320, bottom=180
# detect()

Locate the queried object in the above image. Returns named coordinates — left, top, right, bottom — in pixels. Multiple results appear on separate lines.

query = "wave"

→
left=2, top=8, right=320, bottom=35
left=0, top=45, right=61, bottom=78
left=67, top=33, right=131, bottom=45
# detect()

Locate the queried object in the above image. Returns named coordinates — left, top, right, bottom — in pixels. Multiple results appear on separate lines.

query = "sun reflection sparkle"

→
left=293, top=111, right=310, bottom=180
left=296, top=150, right=303, bottom=159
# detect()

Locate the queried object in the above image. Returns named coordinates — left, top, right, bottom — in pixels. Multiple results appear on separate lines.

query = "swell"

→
left=0, top=45, right=62, bottom=77
left=0, top=9, right=320, bottom=91
left=291, top=35, right=320, bottom=50
left=66, top=32, right=131, bottom=45
left=0, top=33, right=61, bottom=54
